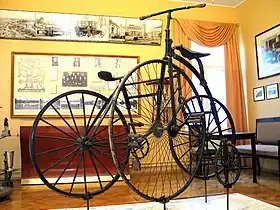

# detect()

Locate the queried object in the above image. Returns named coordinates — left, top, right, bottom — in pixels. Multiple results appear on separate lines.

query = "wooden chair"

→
left=235, top=117, right=280, bottom=178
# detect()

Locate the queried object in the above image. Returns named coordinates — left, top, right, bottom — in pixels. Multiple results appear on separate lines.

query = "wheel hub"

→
left=168, top=124, right=179, bottom=137
left=77, top=136, right=93, bottom=150
left=152, top=121, right=164, bottom=138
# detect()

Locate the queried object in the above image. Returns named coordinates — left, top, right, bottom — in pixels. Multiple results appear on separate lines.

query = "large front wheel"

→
left=108, top=59, right=205, bottom=203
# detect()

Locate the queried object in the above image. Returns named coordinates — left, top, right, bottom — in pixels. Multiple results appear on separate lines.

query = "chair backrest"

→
left=256, top=117, right=280, bottom=145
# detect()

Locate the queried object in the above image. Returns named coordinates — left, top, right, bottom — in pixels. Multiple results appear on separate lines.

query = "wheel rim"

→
left=109, top=59, right=204, bottom=202
left=174, top=95, right=236, bottom=179
left=30, top=90, right=128, bottom=199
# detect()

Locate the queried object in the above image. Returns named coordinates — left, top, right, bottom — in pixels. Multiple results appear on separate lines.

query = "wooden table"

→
left=222, top=132, right=257, bottom=183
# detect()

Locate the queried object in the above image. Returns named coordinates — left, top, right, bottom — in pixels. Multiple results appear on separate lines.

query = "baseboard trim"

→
left=21, top=175, right=129, bottom=185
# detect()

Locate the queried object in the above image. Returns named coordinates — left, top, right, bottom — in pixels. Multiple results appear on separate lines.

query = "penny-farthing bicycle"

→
left=29, top=3, right=241, bottom=210
left=108, top=2, right=240, bottom=208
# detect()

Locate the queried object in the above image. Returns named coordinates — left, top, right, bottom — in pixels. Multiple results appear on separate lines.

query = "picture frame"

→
left=253, top=86, right=265, bottom=102
left=0, top=9, right=162, bottom=46
left=265, top=83, right=279, bottom=100
left=255, top=24, right=280, bottom=80
left=11, top=52, right=140, bottom=117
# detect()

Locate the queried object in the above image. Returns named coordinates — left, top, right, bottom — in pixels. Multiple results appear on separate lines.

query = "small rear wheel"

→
left=215, top=144, right=241, bottom=186
left=170, top=95, right=236, bottom=179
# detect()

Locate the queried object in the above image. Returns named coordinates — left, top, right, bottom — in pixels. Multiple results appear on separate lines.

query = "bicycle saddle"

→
left=98, top=71, right=123, bottom=81
left=173, top=44, right=210, bottom=60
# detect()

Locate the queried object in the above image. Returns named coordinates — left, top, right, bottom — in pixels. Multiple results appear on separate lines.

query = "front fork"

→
left=155, top=56, right=177, bottom=124
left=221, top=138, right=230, bottom=187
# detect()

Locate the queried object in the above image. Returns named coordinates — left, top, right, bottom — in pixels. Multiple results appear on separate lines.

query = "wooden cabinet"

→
left=20, top=125, right=127, bottom=184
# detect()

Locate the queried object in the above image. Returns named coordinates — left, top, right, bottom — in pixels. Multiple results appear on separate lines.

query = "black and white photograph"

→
left=52, top=56, right=58, bottom=66
left=72, top=15, right=108, bottom=41
left=96, top=99, right=105, bottom=109
left=109, top=17, right=162, bottom=45
left=255, top=24, right=280, bottom=79
left=83, top=99, right=95, bottom=110
left=253, top=86, right=265, bottom=102
left=73, top=57, right=80, bottom=67
left=33, top=12, right=70, bottom=40
left=60, top=99, right=81, bottom=109
left=115, top=58, right=121, bottom=68
left=265, top=83, right=279, bottom=100
left=0, top=9, right=162, bottom=45
left=94, top=57, right=101, bottom=68
left=109, top=17, right=126, bottom=41
left=39, top=99, right=60, bottom=109
left=0, top=10, right=36, bottom=39
left=123, top=18, right=162, bottom=45
left=15, top=98, right=40, bottom=109
left=62, top=71, right=87, bottom=87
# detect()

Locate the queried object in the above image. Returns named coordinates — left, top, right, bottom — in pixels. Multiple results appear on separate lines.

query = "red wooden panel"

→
left=20, top=125, right=128, bottom=180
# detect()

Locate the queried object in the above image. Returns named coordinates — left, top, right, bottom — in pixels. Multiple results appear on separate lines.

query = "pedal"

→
left=128, top=134, right=142, bottom=139
left=132, top=158, right=141, bottom=171
left=128, top=134, right=143, bottom=148
left=128, top=141, right=141, bottom=148
left=128, top=122, right=144, bottom=127
left=187, top=112, right=204, bottom=123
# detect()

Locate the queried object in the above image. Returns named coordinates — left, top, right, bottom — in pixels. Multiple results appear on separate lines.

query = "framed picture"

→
left=11, top=52, right=139, bottom=117
left=253, top=86, right=265, bottom=102
left=0, top=9, right=162, bottom=46
left=255, top=24, right=280, bottom=80
left=265, top=83, right=279, bottom=100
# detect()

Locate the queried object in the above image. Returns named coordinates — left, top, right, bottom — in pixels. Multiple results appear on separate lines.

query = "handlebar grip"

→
left=187, top=3, right=206, bottom=9
left=139, top=15, right=151, bottom=20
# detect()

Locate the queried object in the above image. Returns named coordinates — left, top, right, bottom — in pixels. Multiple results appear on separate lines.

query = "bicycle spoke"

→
left=210, top=116, right=227, bottom=133
left=82, top=151, right=88, bottom=198
left=91, top=147, right=112, bottom=157
left=69, top=151, right=83, bottom=193
left=66, top=95, right=81, bottom=138
left=42, top=148, right=79, bottom=174
left=89, top=150, right=114, bottom=179
left=53, top=149, right=79, bottom=186
left=86, top=97, right=98, bottom=134
left=50, top=104, right=79, bottom=138
left=88, top=102, right=109, bottom=139
left=36, top=143, right=77, bottom=156
left=35, top=135, right=77, bottom=143
left=87, top=150, right=103, bottom=189
left=40, top=118, right=77, bottom=140
left=92, top=117, right=121, bottom=138
left=82, top=93, right=87, bottom=135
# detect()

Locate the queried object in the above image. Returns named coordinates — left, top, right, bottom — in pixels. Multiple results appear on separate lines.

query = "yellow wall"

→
left=0, top=0, right=238, bottom=133
left=236, top=0, right=280, bottom=131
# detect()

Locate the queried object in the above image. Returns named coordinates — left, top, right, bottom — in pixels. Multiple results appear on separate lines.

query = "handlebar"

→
left=139, top=3, right=206, bottom=20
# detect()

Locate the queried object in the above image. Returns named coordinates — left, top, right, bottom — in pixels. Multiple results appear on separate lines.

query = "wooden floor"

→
left=0, top=171, right=279, bottom=210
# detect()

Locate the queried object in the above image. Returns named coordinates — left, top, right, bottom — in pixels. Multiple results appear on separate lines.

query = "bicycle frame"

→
left=95, top=3, right=223, bottom=139
left=144, top=5, right=223, bottom=136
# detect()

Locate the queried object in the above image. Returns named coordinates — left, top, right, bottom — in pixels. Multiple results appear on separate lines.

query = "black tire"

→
left=171, top=95, right=236, bottom=179
left=215, top=144, right=241, bottom=186
left=30, top=90, right=129, bottom=200
left=108, top=59, right=205, bottom=203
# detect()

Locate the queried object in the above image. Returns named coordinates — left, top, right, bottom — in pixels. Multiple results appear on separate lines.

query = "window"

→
left=191, top=41, right=226, bottom=104
left=191, top=41, right=227, bottom=129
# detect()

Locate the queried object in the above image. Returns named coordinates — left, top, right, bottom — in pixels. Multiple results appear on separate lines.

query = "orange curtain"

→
left=173, top=18, right=247, bottom=133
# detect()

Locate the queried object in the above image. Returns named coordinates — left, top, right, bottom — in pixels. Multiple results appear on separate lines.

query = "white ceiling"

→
left=180, top=0, right=246, bottom=7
